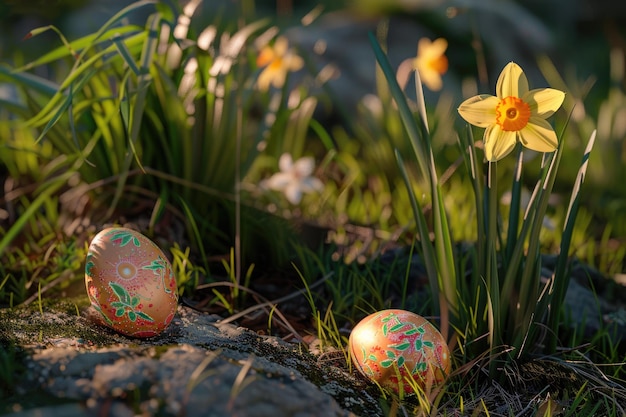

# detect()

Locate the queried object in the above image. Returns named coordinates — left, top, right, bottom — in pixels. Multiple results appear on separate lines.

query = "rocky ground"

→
left=0, top=299, right=383, bottom=417
left=1, top=252, right=624, bottom=417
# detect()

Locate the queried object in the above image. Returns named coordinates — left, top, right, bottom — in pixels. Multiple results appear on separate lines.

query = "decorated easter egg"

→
left=349, top=309, right=450, bottom=395
left=84, top=227, right=178, bottom=338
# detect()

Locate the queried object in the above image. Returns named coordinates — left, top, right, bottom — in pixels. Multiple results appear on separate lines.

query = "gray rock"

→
left=7, top=402, right=133, bottom=417
left=0, top=301, right=380, bottom=417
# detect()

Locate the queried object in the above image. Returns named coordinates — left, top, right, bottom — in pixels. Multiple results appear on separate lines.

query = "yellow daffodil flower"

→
left=256, top=36, right=304, bottom=91
left=397, top=37, right=448, bottom=92
left=458, top=62, right=565, bottom=162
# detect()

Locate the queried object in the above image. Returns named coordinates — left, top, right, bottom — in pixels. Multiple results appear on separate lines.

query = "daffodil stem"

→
left=486, top=161, right=501, bottom=374
left=505, top=148, right=524, bottom=264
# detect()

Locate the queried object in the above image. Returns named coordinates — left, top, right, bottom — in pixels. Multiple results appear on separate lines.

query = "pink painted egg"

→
left=349, top=309, right=450, bottom=395
left=85, top=227, right=178, bottom=338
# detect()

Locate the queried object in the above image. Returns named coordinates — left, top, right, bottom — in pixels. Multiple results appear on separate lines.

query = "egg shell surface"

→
left=85, top=227, right=178, bottom=338
left=349, top=309, right=450, bottom=395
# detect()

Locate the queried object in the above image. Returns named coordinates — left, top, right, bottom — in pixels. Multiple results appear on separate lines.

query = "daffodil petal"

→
left=256, top=46, right=275, bottom=67
left=519, top=117, right=558, bottom=152
left=257, top=68, right=273, bottom=91
left=417, top=38, right=432, bottom=54
left=286, top=54, right=304, bottom=71
left=274, top=36, right=289, bottom=56
left=418, top=37, right=448, bottom=59
left=458, top=95, right=500, bottom=127
left=270, top=68, right=288, bottom=88
left=396, top=58, right=415, bottom=90
left=484, top=124, right=517, bottom=161
left=496, top=62, right=528, bottom=98
left=419, top=67, right=442, bottom=91
left=429, top=38, right=448, bottom=55
left=524, top=88, right=565, bottom=118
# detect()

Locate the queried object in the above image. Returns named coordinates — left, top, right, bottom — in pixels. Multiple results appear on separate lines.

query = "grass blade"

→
left=548, top=129, right=596, bottom=351
left=17, top=26, right=141, bottom=71
left=369, top=31, right=458, bottom=321
left=367, top=31, right=431, bottom=183
left=0, top=66, right=59, bottom=96
left=107, top=11, right=161, bottom=216
left=395, top=150, right=440, bottom=314
left=0, top=173, right=72, bottom=257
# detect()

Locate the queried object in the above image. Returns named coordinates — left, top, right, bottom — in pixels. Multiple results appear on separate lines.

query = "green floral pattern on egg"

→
left=84, top=227, right=178, bottom=338
left=349, top=309, right=451, bottom=395
left=109, top=282, right=155, bottom=323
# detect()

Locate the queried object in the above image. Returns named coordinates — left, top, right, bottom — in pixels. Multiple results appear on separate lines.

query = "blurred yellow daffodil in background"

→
left=256, top=36, right=304, bottom=91
left=458, top=62, right=565, bottom=162
left=397, top=37, right=448, bottom=92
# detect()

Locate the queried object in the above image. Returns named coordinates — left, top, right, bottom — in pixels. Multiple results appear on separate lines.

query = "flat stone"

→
left=0, top=301, right=381, bottom=417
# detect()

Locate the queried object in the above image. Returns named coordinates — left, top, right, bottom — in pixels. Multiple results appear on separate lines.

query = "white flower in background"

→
left=262, top=153, right=324, bottom=204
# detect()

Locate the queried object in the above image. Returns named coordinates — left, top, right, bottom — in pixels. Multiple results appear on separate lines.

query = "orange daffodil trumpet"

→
left=458, top=62, right=565, bottom=162
left=256, top=36, right=304, bottom=92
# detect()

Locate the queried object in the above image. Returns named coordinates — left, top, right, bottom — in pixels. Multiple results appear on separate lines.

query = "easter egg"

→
left=84, top=227, right=178, bottom=338
left=349, top=309, right=450, bottom=395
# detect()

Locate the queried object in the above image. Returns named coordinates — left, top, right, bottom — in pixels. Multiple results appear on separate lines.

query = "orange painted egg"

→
left=349, top=309, right=450, bottom=395
left=85, top=227, right=178, bottom=338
